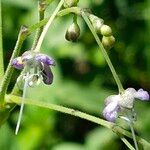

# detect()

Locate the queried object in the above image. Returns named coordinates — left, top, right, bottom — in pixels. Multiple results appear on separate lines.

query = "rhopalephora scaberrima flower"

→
left=102, top=88, right=149, bottom=122
left=11, top=50, right=55, bottom=87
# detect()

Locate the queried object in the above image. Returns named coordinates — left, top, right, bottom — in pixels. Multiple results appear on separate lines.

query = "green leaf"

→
left=85, top=128, right=118, bottom=150
left=52, top=142, right=85, bottom=150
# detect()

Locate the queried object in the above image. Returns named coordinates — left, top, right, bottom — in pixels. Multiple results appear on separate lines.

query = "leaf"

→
left=85, top=128, right=118, bottom=150
left=51, top=142, right=85, bottom=150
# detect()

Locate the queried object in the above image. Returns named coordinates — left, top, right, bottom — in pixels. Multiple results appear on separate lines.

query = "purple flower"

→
left=102, top=88, right=149, bottom=122
left=11, top=51, right=55, bottom=85
left=135, top=89, right=149, bottom=101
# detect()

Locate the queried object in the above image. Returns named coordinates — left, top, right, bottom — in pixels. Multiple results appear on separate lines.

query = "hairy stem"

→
left=0, top=0, right=4, bottom=81
left=0, top=26, right=28, bottom=102
left=6, top=94, right=150, bottom=148
left=31, top=0, right=46, bottom=50
left=81, top=11, right=124, bottom=93
left=34, top=0, right=64, bottom=52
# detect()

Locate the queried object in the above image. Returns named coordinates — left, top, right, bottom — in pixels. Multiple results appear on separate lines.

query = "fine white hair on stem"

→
left=15, top=73, right=29, bottom=135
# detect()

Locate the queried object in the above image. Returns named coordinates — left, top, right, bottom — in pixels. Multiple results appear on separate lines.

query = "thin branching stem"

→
left=31, top=0, right=46, bottom=50
left=129, top=122, right=139, bottom=150
left=34, top=0, right=64, bottom=52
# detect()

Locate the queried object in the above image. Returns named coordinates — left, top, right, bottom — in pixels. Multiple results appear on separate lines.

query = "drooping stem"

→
left=0, top=26, right=28, bottom=102
left=81, top=11, right=124, bottom=93
left=34, top=0, right=64, bottom=52
left=15, top=72, right=29, bottom=135
left=0, top=0, right=4, bottom=81
left=31, top=0, right=46, bottom=50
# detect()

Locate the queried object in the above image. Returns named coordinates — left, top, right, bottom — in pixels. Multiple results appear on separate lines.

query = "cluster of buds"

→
left=103, top=88, right=149, bottom=122
left=89, top=14, right=115, bottom=50
left=11, top=51, right=55, bottom=87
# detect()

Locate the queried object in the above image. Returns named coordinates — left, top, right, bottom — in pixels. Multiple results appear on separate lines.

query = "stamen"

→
left=28, top=74, right=41, bottom=87
left=15, top=72, right=29, bottom=135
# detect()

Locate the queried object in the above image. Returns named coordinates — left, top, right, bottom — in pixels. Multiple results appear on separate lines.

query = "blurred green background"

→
left=0, top=0, right=150, bottom=149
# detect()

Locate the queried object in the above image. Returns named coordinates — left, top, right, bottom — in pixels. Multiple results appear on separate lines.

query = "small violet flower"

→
left=103, top=88, right=149, bottom=122
left=11, top=51, right=55, bottom=86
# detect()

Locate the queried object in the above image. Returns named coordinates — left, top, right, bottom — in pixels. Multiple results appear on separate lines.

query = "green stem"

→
left=27, top=7, right=81, bottom=36
left=34, top=0, right=64, bottom=52
left=0, top=26, right=28, bottom=102
left=81, top=11, right=124, bottom=93
left=0, top=0, right=4, bottom=81
left=5, top=94, right=150, bottom=148
left=129, top=122, right=139, bottom=150
left=57, top=7, right=81, bottom=16
left=31, top=0, right=46, bottom=50
left=121, top=137, right=135, bottom=150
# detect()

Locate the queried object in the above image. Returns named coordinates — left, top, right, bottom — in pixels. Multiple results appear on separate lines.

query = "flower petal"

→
left=135, top=89, right=149, bottom=101
left=35, top=54, right=55, bottom=66
left=11, top=57, right=24, bottom=69
left=103, top=95, right=120, bottom=122
left=103, top=99, right=118, bottom=115
left=103, top=111, right=117, bottom=122
left=119, top=88, right=136, bottom=109
left=41, top=64, right=53, bottom=85
left=21, top=51, right=33, bottom=62
left=105, top=95, right=120, bottom=106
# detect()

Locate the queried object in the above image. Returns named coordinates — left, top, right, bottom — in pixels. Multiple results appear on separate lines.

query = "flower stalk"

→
left=81, top=11, right=124, bottom=93
left=129, top=122, right=139, bottom=150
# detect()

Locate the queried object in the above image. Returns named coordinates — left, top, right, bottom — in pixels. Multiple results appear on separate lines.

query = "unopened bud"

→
left=65, top=22, right=80, bottom=42
left=100, top=25, right=112, bottom=36
left=89, top=14, right=104, bottom=34
left=64, top=0, right=79, bottom=8
left=102, top=36, right=115, bottom=50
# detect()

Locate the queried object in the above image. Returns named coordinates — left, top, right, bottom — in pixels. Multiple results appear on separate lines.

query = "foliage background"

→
left=0, top=0, right=150, bottom=149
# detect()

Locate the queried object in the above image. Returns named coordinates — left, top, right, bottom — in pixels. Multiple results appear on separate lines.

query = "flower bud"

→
left=102, top=36, right=115, bottom=50
left=11, top=57, right=24, bottom=69
left=100, top=24, right=112, bottom=36
left=63, top=0, right=79, bottom=8
left=65, top=22, right=80, bottom=42
left=89, top=14, right=104, bottom=34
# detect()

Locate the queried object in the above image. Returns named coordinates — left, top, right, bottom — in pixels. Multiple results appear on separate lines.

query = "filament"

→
left=15, top=73, right=29, bottom=135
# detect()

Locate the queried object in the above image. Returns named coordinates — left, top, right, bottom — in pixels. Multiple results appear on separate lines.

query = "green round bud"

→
left=63, top=0, right=79, bottom=8
left=88, top=14, right=104, bottom=34
left=65, top=22, right=80, bottom=42
left=102, top=36, right=115, bottom=50
left=100, top=25, right=112, bottom=36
